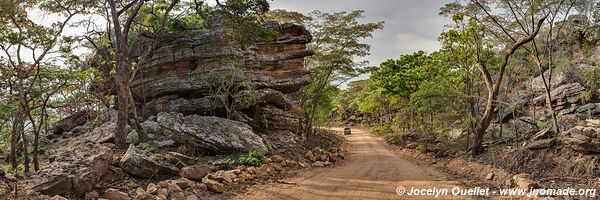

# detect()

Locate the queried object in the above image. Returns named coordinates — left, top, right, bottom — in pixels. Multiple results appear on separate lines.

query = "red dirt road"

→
left=234, top=128, right=468, bottom=199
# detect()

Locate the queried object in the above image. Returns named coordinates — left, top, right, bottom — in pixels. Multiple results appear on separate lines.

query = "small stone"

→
left=313, top=161, right=325, bottom=167
left=486, top=172, right=495, bottom=180
left=157, top=194, right=167, bottom=200
left=181, top=164, right=211, bottom=181
left=168, top=183, right=183, bottom=193
left=286, top=160, right=299, bottom=168
left=105, top=188, right=131, bottom=200
left=84, top=190, right=99, bottom=200
left=237, top=165, right=247, bottom=171
left=214, top=170, right=233, bottom=184
left=146, top=183, right=159, bottom=194
left=192, top=183, right=207, bottom=192
left=49, top=195, right=68, bottom=200
left=127, top=130, right=140, bottom=144
left=186, top=195, right=199, bottom=200
left=305, top=151, right=316, bottom=162
left=246, top=167, right=256, bottom=174
left=203, top=178, right=225, bottom=193
left=329, top=153, right=338, bottom=163
left=158, top=139, right=177, bottom=148
left=299, top=162, right=309, bottom=168
left=135, top=187, right=146, bottom=196
left=174, top=178, right=193, bottom=189
left=271, top=155, right=285, bottom=163
left=158, top=188, right=169, bottom=197
left=158, top=180, right=172, bottom=188
left=171, top=192, right=186, bottom=200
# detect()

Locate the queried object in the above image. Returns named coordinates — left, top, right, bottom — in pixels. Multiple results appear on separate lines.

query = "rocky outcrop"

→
left=119, top=144, right=179, bottom=178
left=48, top=110, right=96, bottom=135
left=156, top=112, right=268, bottom=153
left=562, top=126, right=600, bottom=153
left=129, top=22, right=313, bottom=117
left=532, top=83, right=586, bottom=107
left=28, top=143, right=112, bottom=197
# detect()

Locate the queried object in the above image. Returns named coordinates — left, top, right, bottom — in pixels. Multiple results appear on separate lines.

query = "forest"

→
left=0, top=0, right=599, bottom=199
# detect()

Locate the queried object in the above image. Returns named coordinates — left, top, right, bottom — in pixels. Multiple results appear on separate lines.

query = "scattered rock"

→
left=49, top=195, right=68, bottom=200
left=158, top=139, right=177, bottom=148
left=84, top=190, right=99, bottom=200
left=105, top=188, right=131, bottom=200
left=533, top=83, right=586, bottom=107
left=511, top=174, right=539, bottom=191
left=186, top=195, right=199, bottom=200
left=140, top=120, right=161, bottom=134
left=28, top=143, right=113, bottom=197
left=119, top=144, right=179, bottom=178
left=181, top=164, right=211, bottom=181
left=562, top=126, right=600, bottom=153
left=48, top=110, right=96, bottom=135
left=527, top=138, right=556, bottom=149
left=157, top=112, right=268, bottom=153
left=202, top=178, right=225, bottom=193
left=313, top=161, right=326, bottom=167
left=174, top=178, right=193, bottom=189
left=486, top=172, right=495, bottom=180
left=168, top=183, right=183, bottom=193
left=146, top=183, right=159, bottom=195
left=329, top=153, right=338, bottom=163
left=212, top=170, right=233, bottom=185
left=127, top=130, right=140, bottom=144
left=271, top=155, right=285, bottom=163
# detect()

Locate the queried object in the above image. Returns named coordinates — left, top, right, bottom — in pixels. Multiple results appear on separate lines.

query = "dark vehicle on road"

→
left=344, top=127, right=351, bottom=135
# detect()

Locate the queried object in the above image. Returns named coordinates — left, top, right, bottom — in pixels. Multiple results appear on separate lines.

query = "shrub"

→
left=238, top=149, right=265, bottom=167
left=416, top=143, right=427, bottom=153
left=373, top=123, right=392, bottom=134
left=582, top=65, right=600, bottom=90
left=312, top=147, right=329, bottom=156
left=536, top=120, right=548, bottom=129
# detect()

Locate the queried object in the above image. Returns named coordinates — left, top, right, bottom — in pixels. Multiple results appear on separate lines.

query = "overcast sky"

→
left=270, top=0, right=453, bottom=88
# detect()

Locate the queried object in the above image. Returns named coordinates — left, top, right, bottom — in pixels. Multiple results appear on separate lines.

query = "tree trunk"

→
left=472, top=88, right=496, bottom=156
left=10, top=106, right=24, bottom=173
left=115, top=59, right=132, bottom=149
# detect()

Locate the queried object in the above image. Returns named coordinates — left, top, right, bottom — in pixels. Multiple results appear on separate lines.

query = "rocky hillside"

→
left=16, top=22, right=349, bottom=199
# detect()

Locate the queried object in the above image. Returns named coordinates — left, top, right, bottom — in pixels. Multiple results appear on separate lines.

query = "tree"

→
left=442, top=0, right=549, bottom=156
left=0, top=0, right=90, bottom=173
left=105, top=0, right=179, bottom=149
left=290, top=10, right=383, bottom=139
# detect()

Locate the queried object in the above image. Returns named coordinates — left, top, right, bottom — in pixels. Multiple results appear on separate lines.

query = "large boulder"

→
left=48, top=110, right=96, bottom=135
left=562, top=126, right=600, bottom=153
left=526, top=69, right=566, bottom=93
left=157, top=112, right=268, bottom=153
left=119, top=145, right=179, bottom=178
left=128, top=22, right=313, bottom=117
left=28, top=143, right=112, bottom=197
left=533, top=83, right=586, bottom=107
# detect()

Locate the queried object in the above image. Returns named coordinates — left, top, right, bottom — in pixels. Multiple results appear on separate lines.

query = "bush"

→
left=582, top=65, right=600, bottom=90
left=373, top=123, right=392, bottom=134
left=238, top=149, right=265, bottom=167
left=536, top=120, right=548, bottom=129
left=312, top=147, right=329, bottom=156
left=416, top=143, right=427, bottom=153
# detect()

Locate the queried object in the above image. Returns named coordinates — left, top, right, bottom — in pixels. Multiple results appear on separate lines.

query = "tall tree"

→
left=276, top=10, right=383, bottom=140
left=105, top=0, right=178, bottom=149
left=0, top=0, right=89, bottom=173
left=442, top=0, right=548, bottom=156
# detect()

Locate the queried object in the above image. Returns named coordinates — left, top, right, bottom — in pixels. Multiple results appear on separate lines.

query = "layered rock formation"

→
left=130, top=22, right=312, bottom=117
left=122, top=22, right=313, bottom=154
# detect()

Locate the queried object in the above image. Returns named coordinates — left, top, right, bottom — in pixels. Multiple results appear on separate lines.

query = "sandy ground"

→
left=234, top=128, right=468, bottom=200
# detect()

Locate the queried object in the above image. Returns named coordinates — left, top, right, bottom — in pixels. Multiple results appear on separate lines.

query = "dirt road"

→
left=235, top=128, right=466, bottom=200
